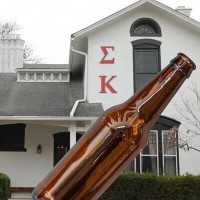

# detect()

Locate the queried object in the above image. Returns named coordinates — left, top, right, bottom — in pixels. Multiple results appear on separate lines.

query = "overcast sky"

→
left=0, top=0, right=199, bottom=64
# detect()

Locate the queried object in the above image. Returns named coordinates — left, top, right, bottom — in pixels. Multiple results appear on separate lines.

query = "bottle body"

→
left=32, top=53, right=196, bottom=200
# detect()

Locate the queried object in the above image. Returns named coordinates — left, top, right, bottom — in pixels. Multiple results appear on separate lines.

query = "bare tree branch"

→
left=167, top=127, right=200, bottom=153
left=170, top=84, right=200, bottom=153
left=23, top=44, right=43, bottom=64
left=0, top=21, right=20, bottom=37
left=173, top=85, right=200, bottom=136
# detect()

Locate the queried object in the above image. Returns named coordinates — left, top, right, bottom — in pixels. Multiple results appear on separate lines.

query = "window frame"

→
left=130, top=18, right=162, bottom=37
left=53, top=132, right=70, bottom=166
left=125, top=116, right=180, bottom=175
left=162, top=130, right=178, bottom=176
left=132, top=39, right=161, bottom=92
left=140, top=130, right=159, bottom=175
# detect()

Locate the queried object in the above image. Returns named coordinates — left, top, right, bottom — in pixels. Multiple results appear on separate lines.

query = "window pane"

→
left=76, top=132, right=83, bottom=142
left=134, top=24, right=156, bottom=35
left=54, top=132, right=70, bottom=166
left=142, top=156, right=157, bottom=174
left=125, top=159, right=135, bottom=172
left=130, top=18, right=161, bottom=36
left=135, top=73, right=156, bottom=91
left=164, top=157, right=176, bottom=175
left=0, top=124, right=26, bottom=151
left=135, top=50, right=158, bottom=73
left=143, top=131, right=157, bottom=155
left=55, top=145, right=68, bottom=163
left=163, top=131, right=176, bottom=155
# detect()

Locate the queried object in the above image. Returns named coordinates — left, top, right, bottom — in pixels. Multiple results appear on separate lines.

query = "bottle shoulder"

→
left=99, top=103, right=143, bottom=133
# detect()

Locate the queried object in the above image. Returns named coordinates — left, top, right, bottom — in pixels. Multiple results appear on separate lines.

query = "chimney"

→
left=176, top=6, right=192, bottom=17
left=0, top=34, right=25, bottom=73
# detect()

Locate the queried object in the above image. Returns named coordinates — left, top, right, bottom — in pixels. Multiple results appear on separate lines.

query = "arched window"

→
left=130, top=18, right=162, bottom=37
left=126, top=116, right=180, bottom=176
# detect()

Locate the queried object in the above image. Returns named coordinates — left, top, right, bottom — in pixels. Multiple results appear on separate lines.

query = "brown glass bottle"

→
left=32, top=53, right=196, bottom=200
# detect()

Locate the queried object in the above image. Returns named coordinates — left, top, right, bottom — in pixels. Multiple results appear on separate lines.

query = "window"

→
left=131, top=19, right=162, bottom=92
left=76, top=132, right=84, bottom=142
left=53, top=132, right=70, bottom=166
left=0, top=123, right=26, bottom=151
left=130, top=18, right=162, bottom=37
left=53, top=132, right=84, bottom=166
left=125, top=116, right=180, bottom=175
left=162, top=130, right=177, bottom=175
left=132, top=39, right=161, bottom=92
left=140, top=131, right=158, bottom=174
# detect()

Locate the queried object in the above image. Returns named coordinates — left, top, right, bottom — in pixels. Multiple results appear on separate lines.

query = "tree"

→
left=23, top=44, right=43, bottom=64
left=169, top=84, right=200, bottom=152
left=167, top=126, right=200, bottom=153
left=0, top=20, right=42, bottom=64
left=0, top=21, right=20, bottom=37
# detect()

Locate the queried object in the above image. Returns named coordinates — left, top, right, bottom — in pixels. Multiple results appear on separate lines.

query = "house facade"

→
left=0, top=0, right=200, bottom=198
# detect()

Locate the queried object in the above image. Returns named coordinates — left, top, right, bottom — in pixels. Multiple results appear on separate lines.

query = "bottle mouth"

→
left=178, top=53, right=196, bottom=70
left=171, top=53, right=196, bottom=78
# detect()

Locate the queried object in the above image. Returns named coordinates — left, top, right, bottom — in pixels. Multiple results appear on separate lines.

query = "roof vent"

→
left=176, top=6, right=192, bottom=17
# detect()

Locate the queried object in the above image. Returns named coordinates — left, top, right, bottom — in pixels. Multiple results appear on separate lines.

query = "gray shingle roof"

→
left=0, top=73, right=104, bottom=117
left=75, top=102, right=104, bottom=117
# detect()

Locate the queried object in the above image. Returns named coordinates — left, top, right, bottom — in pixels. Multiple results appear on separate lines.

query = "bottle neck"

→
left=137, top=65, right=185, bottom=123
left=125, top=53, right=195, bottom=126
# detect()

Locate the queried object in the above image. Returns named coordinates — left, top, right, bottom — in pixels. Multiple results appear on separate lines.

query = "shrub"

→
left=99, top=173, right=200, bottom=200
left=0, top=173, right=10, bottom=200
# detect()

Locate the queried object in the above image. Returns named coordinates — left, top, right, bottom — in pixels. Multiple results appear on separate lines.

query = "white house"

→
left=0, top=0, right=200, bottom=198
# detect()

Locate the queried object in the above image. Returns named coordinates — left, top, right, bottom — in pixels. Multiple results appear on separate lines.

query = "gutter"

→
left=70, top=37, right=88, bottom=117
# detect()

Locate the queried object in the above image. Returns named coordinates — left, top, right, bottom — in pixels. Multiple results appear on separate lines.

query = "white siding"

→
left=84, top=5, right=200, bottom=174
left=87, top=6, right=200, bottom=109
left=0, top=123, right=68, bottom=187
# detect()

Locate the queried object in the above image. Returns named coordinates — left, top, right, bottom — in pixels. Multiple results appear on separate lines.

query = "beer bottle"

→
left=32, top=53, right=196, bottom=200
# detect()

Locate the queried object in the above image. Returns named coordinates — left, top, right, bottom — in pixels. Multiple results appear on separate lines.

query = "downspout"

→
left=70, top=38, right=88, bottom=117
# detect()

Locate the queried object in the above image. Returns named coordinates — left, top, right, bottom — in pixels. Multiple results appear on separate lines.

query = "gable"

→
left=72, top=0, right=200, bottom=38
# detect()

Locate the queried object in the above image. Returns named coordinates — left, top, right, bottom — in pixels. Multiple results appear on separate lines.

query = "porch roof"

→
left=0, top=73, right=104, bottom=117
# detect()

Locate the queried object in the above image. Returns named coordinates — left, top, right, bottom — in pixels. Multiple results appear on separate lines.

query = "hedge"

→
left=99, top=173, right=200, bottom=200
left=0, top=173, right=10, bottom=200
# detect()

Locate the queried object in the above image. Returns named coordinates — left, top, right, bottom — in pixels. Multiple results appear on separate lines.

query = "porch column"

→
left=69, top=121, right=76, bottom=149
